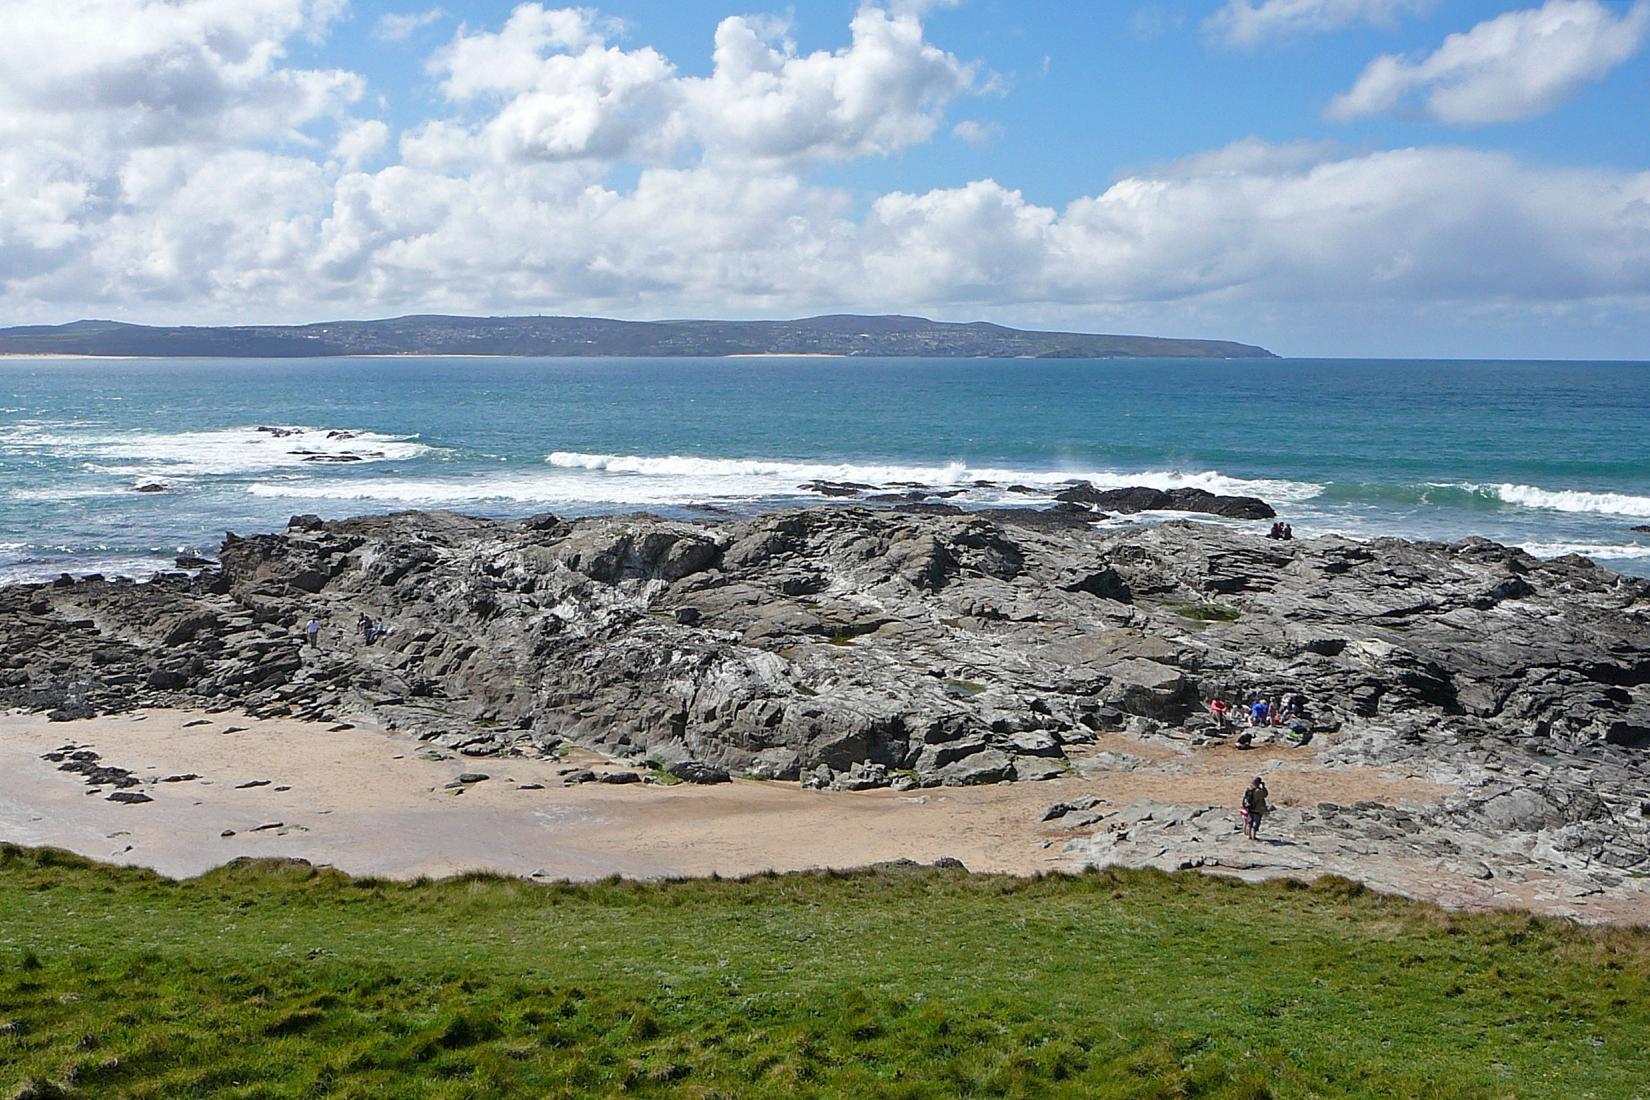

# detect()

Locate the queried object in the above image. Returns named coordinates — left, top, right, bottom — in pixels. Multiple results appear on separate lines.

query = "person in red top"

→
left=1208, top=695, right=1231, bottom=729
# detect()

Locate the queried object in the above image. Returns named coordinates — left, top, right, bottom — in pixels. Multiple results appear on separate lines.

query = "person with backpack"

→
left=1241, top=777, right=1270, bottom=840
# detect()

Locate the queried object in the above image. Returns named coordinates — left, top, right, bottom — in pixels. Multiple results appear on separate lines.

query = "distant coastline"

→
left=0, top=313, right=1276, bottom=360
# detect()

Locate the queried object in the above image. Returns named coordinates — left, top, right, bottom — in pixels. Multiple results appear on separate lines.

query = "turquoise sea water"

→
left=2, top=355, right=1648, bottom=580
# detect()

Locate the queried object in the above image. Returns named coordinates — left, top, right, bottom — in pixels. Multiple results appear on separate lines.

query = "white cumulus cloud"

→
left=427, top=3, right=975, bottom=165
left=1329, top=0, right=1650, bottom=124
left=333, top=119, right=391, bottom=169
left=0, top=0, right=360, bottom=149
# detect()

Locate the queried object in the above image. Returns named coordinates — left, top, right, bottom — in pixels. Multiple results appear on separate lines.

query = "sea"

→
left=2, top=355, right=1648, bottom=582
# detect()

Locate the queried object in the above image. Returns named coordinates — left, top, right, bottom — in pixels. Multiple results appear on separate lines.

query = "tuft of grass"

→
left=1173, top=602, right=1242, bottom=623
left=642, top=759, right=683, bottom=786
left=0, top=843, right=1647, bottom=1098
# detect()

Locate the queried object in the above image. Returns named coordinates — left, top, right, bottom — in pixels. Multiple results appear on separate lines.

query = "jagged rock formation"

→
left=2, top=507, right=1647, bottom=893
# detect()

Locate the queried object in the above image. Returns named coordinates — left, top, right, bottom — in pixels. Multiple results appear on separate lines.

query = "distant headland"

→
left=0, top=314, right=1275, bottom=359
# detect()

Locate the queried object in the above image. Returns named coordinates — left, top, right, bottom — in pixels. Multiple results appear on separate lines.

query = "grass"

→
left=1, top=846, right=1647, bottom=1099
left=643, top=759, right=683, bottom=786
left=1173, top=603, right=1242, bottom=624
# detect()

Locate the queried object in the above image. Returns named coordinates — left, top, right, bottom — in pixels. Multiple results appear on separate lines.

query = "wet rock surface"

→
left=1, top=507, right=1647, bottom=905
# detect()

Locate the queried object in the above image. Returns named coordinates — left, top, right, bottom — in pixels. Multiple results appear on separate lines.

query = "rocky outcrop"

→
left=2, top=508, right=1647, bottom=886
left=1054, top=482, right=1276, bottom=520
left=791, top=475, right=1274, bottom=523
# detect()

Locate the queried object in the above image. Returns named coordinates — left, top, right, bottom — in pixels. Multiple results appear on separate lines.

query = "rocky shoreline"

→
left=3, top=505, right=1648, bottom=915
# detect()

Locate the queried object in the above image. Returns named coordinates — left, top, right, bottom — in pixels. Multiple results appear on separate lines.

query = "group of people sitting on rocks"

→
left=355, top=612, right=393, bottom=645
left=1208, top=692, right=1298, bottom=728
left=1266, top=522, right=1295, bottom=541
left=1207, top=691, right=1309, bottom=747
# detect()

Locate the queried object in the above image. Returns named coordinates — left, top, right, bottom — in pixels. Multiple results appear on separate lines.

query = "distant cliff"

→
left=0, top=314, right=1275, bottom=359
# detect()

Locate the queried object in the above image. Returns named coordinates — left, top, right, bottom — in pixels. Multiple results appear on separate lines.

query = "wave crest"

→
left=1316, top=480, right=1650, bottom=517
left=543, top=451, right=1323, bottom=502
left=1489, top=484, right=1650, bottom=517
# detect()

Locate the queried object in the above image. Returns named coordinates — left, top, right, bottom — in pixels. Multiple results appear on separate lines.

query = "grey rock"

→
left=668, top=761, right=732, bottom=785
left=1042, top=796, right=1103, bottom=821
left=831, top=761, right=892, bottom=791
left=1010, top=755, right=1067, bottom=781
left=936, top=749, right=1013, bottom=786
left=1055, top=483, right=1275, bottom=520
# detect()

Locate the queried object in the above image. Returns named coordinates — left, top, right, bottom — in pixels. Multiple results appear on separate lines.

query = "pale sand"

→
left=0, top=708, right=1453, bottom=884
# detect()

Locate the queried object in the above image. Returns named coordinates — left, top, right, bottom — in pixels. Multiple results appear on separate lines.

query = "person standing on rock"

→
left=1241, top=777, right=1269, bottom=840
left=304, top=617, right=320, bottom=648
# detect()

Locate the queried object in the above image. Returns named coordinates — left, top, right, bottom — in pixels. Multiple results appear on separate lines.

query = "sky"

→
left=1, top=0, right=1648, bottom=357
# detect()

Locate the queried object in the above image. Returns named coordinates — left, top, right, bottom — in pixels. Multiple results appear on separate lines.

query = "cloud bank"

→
left=0, top=0, right=1647, bottom=356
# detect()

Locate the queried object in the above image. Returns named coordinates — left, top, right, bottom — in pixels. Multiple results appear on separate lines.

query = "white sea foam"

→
left=1515, top=541, right=1650, bottom=561
left=543, top=451, right=1323, bottom=502
left=0, top=555, right=181, bottom=585
left=1486, top=483, right=1650, bottom=518
left=5, top=486, right=137, bottom=501
left=0, top=423, right=433, bottom=476
left=245, top=450, right=1325, bottom=510
left=247, top=473, right=731, bottom=506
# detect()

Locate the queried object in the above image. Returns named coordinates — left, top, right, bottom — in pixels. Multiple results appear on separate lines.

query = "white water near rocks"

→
left=1, top=355, right=1647, bottom=579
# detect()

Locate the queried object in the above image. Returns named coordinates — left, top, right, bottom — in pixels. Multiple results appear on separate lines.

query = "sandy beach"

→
left=1, top=707, right=1444, bottom=879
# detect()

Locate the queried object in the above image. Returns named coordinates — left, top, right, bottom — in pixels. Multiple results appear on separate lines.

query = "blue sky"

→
left=2, top=0, right=1649, bottom=356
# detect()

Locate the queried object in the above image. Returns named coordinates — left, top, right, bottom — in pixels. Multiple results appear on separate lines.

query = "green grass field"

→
left=1, top=845, right=1646, bottom=1099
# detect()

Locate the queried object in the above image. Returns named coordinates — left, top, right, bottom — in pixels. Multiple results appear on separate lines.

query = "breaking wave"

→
left=1315, top=480, right=1650, bottom=517
left=542, top=450, right=1325, bottom=502
left=0, top=423, right=433, bottom=477
left=1515, top=541, right=1650, bottom=562
left=1487, top=484, right=1650, bottom=518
